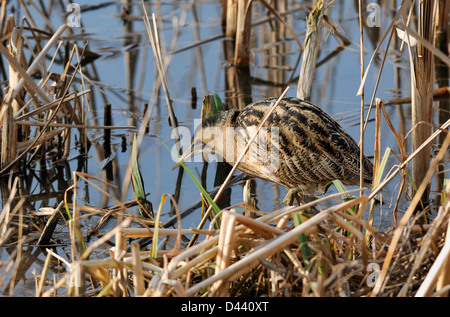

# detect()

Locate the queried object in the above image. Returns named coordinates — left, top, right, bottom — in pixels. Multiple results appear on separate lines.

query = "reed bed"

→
left=0, top=0, right=449, bottom=298
left=30, top=169, right=450, bottom=297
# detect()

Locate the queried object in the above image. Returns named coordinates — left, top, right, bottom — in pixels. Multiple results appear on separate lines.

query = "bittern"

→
left=174, top=97, right=373, bottom=205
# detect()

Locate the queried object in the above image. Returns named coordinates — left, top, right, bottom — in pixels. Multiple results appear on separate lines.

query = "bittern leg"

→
left=283, top=188, right=304, bottom=206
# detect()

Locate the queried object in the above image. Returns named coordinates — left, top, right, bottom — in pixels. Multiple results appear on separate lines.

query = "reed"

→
left=234, top=0, right=253, bottom=67
left=411, top=0, right=435, bottom=209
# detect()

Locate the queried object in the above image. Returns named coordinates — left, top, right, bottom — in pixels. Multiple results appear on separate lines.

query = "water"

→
left=1, top=1, right=447, bottom=296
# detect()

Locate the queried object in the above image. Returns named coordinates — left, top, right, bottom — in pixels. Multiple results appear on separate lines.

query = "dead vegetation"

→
left=0, top=0, right=449, bottom=297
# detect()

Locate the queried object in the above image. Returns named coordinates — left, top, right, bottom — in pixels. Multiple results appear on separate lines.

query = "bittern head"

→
left=172, top=109, right=240, bottom=170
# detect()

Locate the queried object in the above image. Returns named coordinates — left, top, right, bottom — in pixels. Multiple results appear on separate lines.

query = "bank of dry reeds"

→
left=30, top=171, right=450, bottom=297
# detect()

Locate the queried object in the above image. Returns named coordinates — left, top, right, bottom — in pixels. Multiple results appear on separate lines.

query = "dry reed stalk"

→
left=0, top=0, right=6, bottom=36
left=357, top=1, right=410, bottom=96
left=416, top=231, right=450, bottom=296
left=67, top=173, right=83, bottom=297
left=313, top=16, right=351, bottom=72
left=357, top=0, right=365, bottom=193
left=83, top=255, right=162, bottom=276
left=69, top=172, right=155, bottom=235
left=121, top=227, right=195, bottom=238
left=0, top=178, right=26, bottom=296
left=211, top=211, right=237, bottom=296
left=14, top=90, right=90, bottom=121
left=367, top=99, right=382, bottom=231
left=259, top=188, right=365, bottom=224
left=225, top=0, right=238, bottom=39
left=296, top=0, right=325, bottom=101
left=380, top=99, right=407, bottom=224
left=2, top=16, right=25, bottom=168
left=16, top=128, right=64, bottom=153
left=434, top=3, right=449, bottom=205
left=36, top=249, right=53, bottom=297
left=0, top=177, right=20, bottom=242
left=411, top=0, right=436, bottom=206
left=171, top=245, right=219, bottom=280
left=131, top=242, right=145, bottom=296
left=397, top=20, right=450, bottom=66
left=231, top=212, right=285, bottom=238
left=112, top=228, right=128, bottom=296
left=1, top=18, right=18, bottom=169
left=6, top=24, right=68, bottom=105
left=15, top=120, right=134, bottom=130
left=234, top=0, right=252, bottom=66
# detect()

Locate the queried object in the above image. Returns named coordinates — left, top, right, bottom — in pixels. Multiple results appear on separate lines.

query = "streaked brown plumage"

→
left=175, top=97, right=373, bottom=205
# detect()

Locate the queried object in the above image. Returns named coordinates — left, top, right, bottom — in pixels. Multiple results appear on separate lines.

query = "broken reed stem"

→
left=1, top=16, right=22, bottom=170
left=296, top=0, right=324, bottom=101
left=3, top=24, right=68, bottom=106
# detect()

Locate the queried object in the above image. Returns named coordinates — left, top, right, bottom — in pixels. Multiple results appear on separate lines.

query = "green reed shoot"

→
left=131, top=134, right=153, bottom=218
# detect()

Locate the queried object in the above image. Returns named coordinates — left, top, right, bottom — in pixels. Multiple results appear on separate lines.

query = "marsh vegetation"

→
left=0, top=0, right=449, bottom=297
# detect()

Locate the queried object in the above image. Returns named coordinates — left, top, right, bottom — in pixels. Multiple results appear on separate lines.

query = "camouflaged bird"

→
left=174, top=97, right=373, bottom=205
